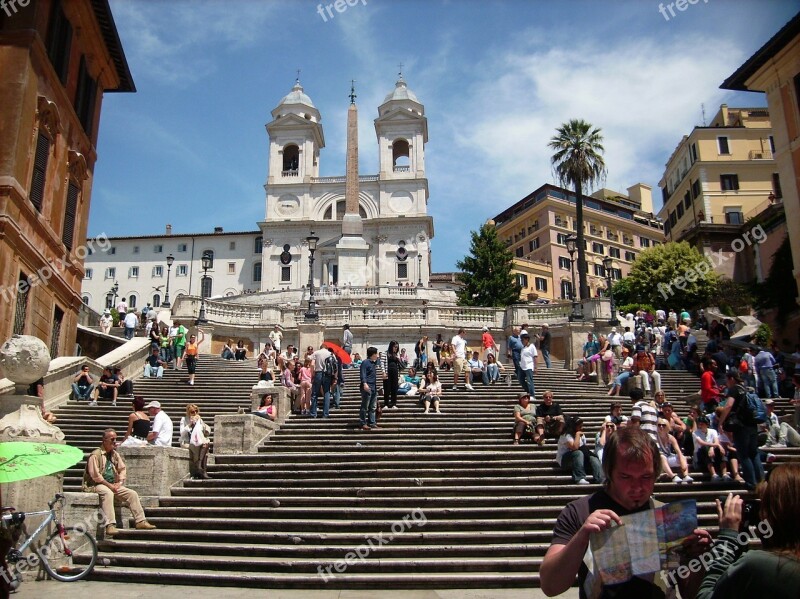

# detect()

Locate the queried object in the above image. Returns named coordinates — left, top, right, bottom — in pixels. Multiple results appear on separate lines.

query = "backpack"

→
left=743, top=388, right=767, bottom=424
left=324, top=354, right=337, bottom=377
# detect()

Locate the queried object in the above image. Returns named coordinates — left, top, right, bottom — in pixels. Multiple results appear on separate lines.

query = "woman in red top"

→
left=700, top=357, right=723, bottom=412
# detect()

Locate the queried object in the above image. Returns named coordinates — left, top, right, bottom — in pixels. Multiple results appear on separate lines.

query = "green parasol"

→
left=0, top=442, right=84, bottom=484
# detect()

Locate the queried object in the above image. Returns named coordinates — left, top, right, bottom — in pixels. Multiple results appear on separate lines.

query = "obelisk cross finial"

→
left=349, top=80, right=357, bottom=105
left=296, top=68, right=301, bottom=83
left=398, top=62, right=404, bottom=78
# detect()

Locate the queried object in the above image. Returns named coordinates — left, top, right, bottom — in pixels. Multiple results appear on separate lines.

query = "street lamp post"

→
left=163, top=254, right=175, bottom=308
left=107, top=281, right=119, bottom=309
left=565, top=234, right=582, bottom=321
left=603, top=255, right=620, bottom=326
left=304, top=231, right=320, bottom=322
left=196, top=250, right=212, bottom=325
left=417, top=253, right=423, bottom=286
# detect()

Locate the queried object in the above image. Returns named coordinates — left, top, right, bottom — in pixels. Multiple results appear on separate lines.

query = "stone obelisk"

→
left=336, top=81, right=370, bottom=286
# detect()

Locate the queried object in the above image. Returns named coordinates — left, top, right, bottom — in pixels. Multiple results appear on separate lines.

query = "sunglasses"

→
left=658, top=424, right=668, bottom=428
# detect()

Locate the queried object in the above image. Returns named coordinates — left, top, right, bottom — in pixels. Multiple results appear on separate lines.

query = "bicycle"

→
left=1, top=493, right=98, bottom=587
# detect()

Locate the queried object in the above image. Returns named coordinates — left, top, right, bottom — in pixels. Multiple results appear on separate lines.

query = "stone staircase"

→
left=51, top=356, right=800, bottom=589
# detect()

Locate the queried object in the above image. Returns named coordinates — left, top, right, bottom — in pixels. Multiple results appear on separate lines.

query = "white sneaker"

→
left=711, top=474, right=722, bottom=482
left=435, top=409, right=442, bottom=414
left=577, top=478, right=591, bottom=485
left=112, top=401, right=117, bottom=407
left=772, top=443, right=787, bottom=449
left=88, top=401, right=98, bottom=406
left=672, top=475, right=682, bottom=484
left=465, top=384, right=475, bottom=391
left=722, top=473, right=732, bottom=481
left=391, top=405, right=398, bottom=409
left=682, top=475, right=694, bottom=483
left=424, top=409, right=429, bottom=414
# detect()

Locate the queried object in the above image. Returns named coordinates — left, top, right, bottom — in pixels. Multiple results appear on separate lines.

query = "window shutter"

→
left=62, top=182, right=79, bottom=249
left=30, top=133, right=50, bottom=212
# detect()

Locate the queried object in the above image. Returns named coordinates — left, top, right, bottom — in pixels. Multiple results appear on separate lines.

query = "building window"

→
left=769, top=136, right=775, bottom=154
left=625, top=251, right=636, bottom=262
left=676, top=203, right=684, bottom=219
left=535, top=277, right=547, bottom=292
left=30, top=133, right=50, bottom=212
left=397, top=263, right=408, bottom=279
left=558, top=256, right=571, bottom=270
left=515, top=247, right=524, bottom=258
left=229, top=241, right=236, bottom=251
left=515, top=274, right=528, bottom=288
left=46, top=2, right=72, bottom=84
left=153, top=266, right=163, bottom=277
left=109, top=247, right=116, bottom=255
left=178, top=243, right=187, bottom=252
left=556, top=233, right=569, bottom=245
left=683, top=191, right=691, bottom=210
left=640, top=237, right=651, bottom=248
left=592, top=242, right=604, bottom=254
left=772, top=173, right=782, bottom=199
left=50, top=305, right=64, bottom=358
left=669, top=211, right=677, bottom=227
left=74, top=56, right=97, bottom=136
left=228, top=262, right=235, bottom=274
left=281, top=266, right=291, bottom=282
left=176, top=265, right=188, bottom=276
left=282, top=144, right=300, bottom=174
left=128, top=295, right=137, bottom=309
left=594, top=264, right=605, bottom=277
left=84, top=268, right=93, bottom=279
left=62, top=182, right=80, bottom=250
left=609, top=247, right=620, bottom=259
left=13, top=273, right=30, bottom=335
left=560, top=280, right=572, bottom=300
left=105, top=267, right=116, bottom=279
left=201, top=277, right=212, bottom=298
left=689, top=142, right=698, bottom=163
left=82, top=296, right=89, bottom=305
left=720, top=174, right=739, bottom=191
left=528, top=238, right=540, bottom=252
left=725, top=210, right=744, bottom=225
left=153, top=294, right=161, bottom=308
left=253, top=262, right=262, bottom=282
left=133, top=245, right=139, bottom=254
left=691, top=179, right=701, bottom=199
left=717, top=136, right=730, bottom=155
left=154, top=244, right=163, bottom=253
left=128, top=266, right=139, bottom=278
left=254, top=236, right=263, bottom=254
left=612, top=268, right=622, bottom=280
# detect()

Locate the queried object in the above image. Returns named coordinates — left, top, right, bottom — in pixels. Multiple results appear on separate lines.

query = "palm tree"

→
left=548, top=119, right=606, bottom=303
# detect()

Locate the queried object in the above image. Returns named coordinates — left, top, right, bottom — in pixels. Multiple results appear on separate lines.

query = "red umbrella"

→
left=322, top=341, right=352, bottom=365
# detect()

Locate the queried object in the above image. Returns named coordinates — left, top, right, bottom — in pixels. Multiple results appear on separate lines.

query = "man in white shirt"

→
left=467, top=351, right=488, bottom=386
left=146, top=401, right=174, bottom=447
left=607, top=327, right=623, bottom=358
left=519, top=332, right=538, bottom=396
left=622, top=326, right=636, bottom=348
left=123, top=311, right=139, bottom=340
left=451, top=328, right=470, bottom=391
left=268, top=325, right=282, bottom=353
left=342, top=324, right=353, bottom=355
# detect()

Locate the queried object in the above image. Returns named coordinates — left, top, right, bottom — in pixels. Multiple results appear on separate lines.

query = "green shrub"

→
left=754, top=323, right=771, bottom=347
left=618, top=303, right=656, bottom=316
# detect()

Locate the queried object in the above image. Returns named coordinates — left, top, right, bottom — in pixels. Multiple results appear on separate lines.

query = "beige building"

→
left=493, top=183, right=665, bottom=301
left=722, top=13, right=800, bottom=312
left=0, top=0, right=133, bottom=356
left=658, top=105, right=779, bottom=243
left=510, top=257, right=555, bottom=302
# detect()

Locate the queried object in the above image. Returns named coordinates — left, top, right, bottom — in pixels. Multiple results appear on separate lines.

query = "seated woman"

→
left=221, top=339, right=235, bottom=360
left=119, top=395, right=150, bottom=447
left=398, top=348, right=410, bottom=369
left=252, top=395, right=275, bottom=421
left=345, top=352, right=363, bottom=369
left=439, top=343, right=453, bottom=370
left=513, top=393, right=535, bottom=445
left=398, top=368, right=423, bottom=396
left=585, top=334, right=611, bottom=380
left=234, top=340, right=247, bottom=361
left=486, top=353, right=504, bottom=384
left=698, top=463, right=800, bottom=598
left=423, top=372, right=442, bottom=414
left=594, top=418, right=617, bottom=462
left=693, top=416, right=730, bottom=482
left=556, top=417, right=604, bottom=485
left=655, top=418, right=694, bottom=483
left=607, top=347, right=633, bottom=396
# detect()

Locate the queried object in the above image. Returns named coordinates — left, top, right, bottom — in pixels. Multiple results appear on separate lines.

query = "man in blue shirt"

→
left=507, top=326, right=524, bottom=390
left=359, top=346, right=380, bottom=430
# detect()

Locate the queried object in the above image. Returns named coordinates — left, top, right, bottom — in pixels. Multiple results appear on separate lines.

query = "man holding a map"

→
left=540, top=426, right=712, bottom=599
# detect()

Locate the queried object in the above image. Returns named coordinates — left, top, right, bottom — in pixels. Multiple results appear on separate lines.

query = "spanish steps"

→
left=51, top=351, right=799, bottom=590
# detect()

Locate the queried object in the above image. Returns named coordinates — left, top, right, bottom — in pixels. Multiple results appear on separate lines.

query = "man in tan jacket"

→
left=83, top=428, right=156, bottom=536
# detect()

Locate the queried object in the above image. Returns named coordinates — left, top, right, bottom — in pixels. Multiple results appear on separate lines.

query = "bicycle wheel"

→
left=38, top=526, right=98, bottom=582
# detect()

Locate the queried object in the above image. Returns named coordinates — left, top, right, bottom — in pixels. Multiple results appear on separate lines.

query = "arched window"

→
left=153, top=294, right=161, bottom=308
left=128, top=295, right=137, bottom=308
left=331, top=200, right=368, bottom=220
left=82, top=296, right=89, bottom=305
left=392, top=139, right=410, bottom=170
left=282, top=144, right=299, bottom=174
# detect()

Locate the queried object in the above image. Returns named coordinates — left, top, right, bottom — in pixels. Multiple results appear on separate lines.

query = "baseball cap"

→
left=520, top=332, right=530, bottom=338
left=611, top=327, right=617, bottom=332
left=482, top=326, right=488, bottom=331
left=145, top=400, right=161, bottom=409
left=764, top=399, right=775, bottom=405
left=542, top=323, right=549, bottom=328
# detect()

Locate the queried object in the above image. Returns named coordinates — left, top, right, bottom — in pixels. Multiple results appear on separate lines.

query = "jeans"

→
left=471, top=369, right=489, bottom=385
left=333, top=383, right=342, bottom=408
left=160, top=346, right=172, bottom=363
left=360, top=387, right=378, bottom=426
left=124, top=326, right=135, bottom=340
left=513, top=357, right=525, bottom=390
left=611, top=371, right=631, bottom=392
left=71, top=383, right=94, bottom=400
left=542, top=349, right=551, bottom=369
left=561, top=449, right=603, bottom=483
left=732, top=426, right=764, bottom=489
left=143, top=365, right=164, bottom=378
left=767, top=422, right=800, bottom=447
left=759, top=368, right=779, bottom=398
left=523, top=369, right=535, bottom=397
left=486, top=363, right=500, bottom=382
left=311, top=372, right=332, bottom=418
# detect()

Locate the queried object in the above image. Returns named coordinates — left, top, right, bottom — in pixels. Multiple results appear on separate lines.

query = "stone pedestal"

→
left=335, top=235, right=370, bottom=287
left=213, top=414, right=277, bottom=454
left=564, top=323, right=598, bottom=371
left=117, top=446, right=190, bottom=499
left=250, top=385, right=290, bottom=424
left=298, top=322, right=325, bottom=352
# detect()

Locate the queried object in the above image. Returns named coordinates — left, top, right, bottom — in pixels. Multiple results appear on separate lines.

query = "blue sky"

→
left=92, top=0, right=797, bottom=272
